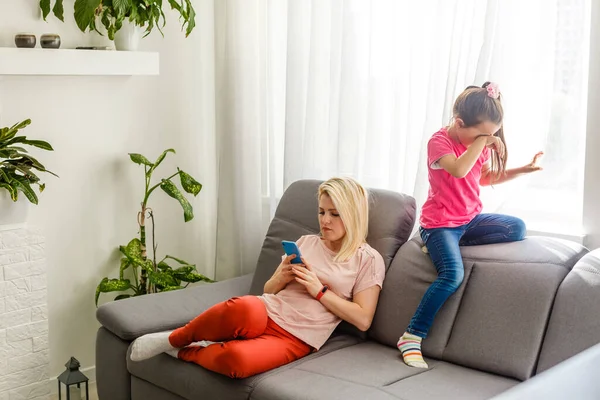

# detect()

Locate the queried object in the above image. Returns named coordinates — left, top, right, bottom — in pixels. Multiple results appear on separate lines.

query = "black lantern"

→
left=57, top=357, right=89, bottom=400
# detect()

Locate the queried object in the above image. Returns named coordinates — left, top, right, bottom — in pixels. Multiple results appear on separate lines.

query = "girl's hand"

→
left=481, top=135, right=506, bottom=159
left=292, top=258, right=324, bottom=298
left=524, top=151, right=544, bottom=172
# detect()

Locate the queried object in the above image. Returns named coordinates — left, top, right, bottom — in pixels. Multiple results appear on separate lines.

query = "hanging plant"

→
left=39, top=0, right=196, bottom=40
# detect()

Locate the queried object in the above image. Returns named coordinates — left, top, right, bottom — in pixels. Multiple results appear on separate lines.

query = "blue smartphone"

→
left=282, top=240, right=303, bottom=264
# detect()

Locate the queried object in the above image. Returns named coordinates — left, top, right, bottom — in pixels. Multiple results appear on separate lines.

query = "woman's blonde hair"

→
left=318, top=177, right=369, bottom=262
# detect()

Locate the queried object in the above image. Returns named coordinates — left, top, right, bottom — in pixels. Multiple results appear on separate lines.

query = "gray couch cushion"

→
left=382, top=361, right=518, bottom=400
left=370, top=238, right=475, bottom=359
left=370, top=236, right=587, bottom=381
left=251, top=341, right=517, bottom=400
left=251, top=369, right=399, bottom=400
left=443, top=237, right=587, bottom=381
left=97, top=274, right=253, bottom=340
left=536, top=250, right=600, bottom=373
left=249, top=180, right=416, bottom=295
left=293, top=341, right=437, bottom=387
left=127, top=334, right=361, bottom=400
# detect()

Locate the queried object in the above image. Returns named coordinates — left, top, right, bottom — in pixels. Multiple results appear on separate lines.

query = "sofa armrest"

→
left=96, top=274, right=253, bottom=341
left=491, top=342, right=600, bottom=399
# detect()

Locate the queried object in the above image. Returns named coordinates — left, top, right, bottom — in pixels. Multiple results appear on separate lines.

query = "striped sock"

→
left=397, top=332, right=428, bottom=368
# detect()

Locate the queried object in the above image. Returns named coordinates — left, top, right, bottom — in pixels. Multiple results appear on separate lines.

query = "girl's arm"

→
left=480, top=151, right=544, bottom=186
left=438, top=136, right=489, bottom=178
left=292, top=260, right=381, bottom=331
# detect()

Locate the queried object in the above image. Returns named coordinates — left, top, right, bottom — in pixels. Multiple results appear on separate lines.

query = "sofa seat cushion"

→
left=381, top=362, right=518, bottom=400
left=251, top=341, right=517, bottom=400
left=251, top=369, right=399, bottom=400
left=127, top=334, right=360, bottom=400
left=291, top=341, right=438, bottom=386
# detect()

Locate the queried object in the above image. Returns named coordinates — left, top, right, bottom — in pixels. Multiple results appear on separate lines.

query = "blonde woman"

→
left=130, top=177, right=385, bottom=378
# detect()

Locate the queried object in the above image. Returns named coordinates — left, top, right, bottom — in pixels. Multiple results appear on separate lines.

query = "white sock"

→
left=166, top=349, right=180, bottom=358
left=130, top=330, right=176, bottom=362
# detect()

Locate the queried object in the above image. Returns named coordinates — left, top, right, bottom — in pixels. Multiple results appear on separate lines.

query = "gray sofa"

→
left=96, top=180, right=600, bottom=400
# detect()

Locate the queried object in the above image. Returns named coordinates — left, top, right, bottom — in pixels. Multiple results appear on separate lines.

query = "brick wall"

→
left=0, top=228, right=49, bottom=400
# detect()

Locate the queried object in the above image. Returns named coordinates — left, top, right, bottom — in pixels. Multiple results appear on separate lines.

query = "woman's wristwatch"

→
left=316, top=285, right=329, bottom=301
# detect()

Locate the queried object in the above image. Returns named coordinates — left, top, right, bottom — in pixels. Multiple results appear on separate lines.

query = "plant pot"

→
left=40, top=33, right=61, bottom=49
left=15, top=33, right=36, bottom=48
left=114, top=21, right=143, bottom=51
left=0, top=189, right=29, bottom=226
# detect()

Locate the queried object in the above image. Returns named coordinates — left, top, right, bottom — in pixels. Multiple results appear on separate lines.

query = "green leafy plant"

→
left=0, top=119, right=56, bottom=204
left=40, top=0, right=196, bottom=40
left=95, top=149, right=213, bottom=306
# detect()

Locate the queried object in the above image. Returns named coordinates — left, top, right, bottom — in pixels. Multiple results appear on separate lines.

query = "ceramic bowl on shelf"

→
left=14, top=34, right=36, bottom=48
left=40, top=34, right=61, bottom=49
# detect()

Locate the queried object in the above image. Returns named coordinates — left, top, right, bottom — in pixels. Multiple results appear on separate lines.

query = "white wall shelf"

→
left=0, top=48, right=159, bottom=76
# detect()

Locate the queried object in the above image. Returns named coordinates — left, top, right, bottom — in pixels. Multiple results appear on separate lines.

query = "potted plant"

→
left=0, top=119, right=56, bottom=225
left=95, top=148, right=213, bottom=306
left=40, top=0, right=196, bottom=51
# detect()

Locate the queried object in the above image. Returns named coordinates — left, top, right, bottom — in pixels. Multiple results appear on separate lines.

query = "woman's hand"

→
left=274, top=254, right=299, bottom=285
left=292, top=258, right=324, bottom=298
left=263, top=254, right=300, bottom=294
left=524, top=151, right=544, bottom=173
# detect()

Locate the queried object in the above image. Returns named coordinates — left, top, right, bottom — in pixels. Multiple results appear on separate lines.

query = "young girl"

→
left=397, top=82, right=543, bottom=368
left=130, top=177, right=385, bottom=378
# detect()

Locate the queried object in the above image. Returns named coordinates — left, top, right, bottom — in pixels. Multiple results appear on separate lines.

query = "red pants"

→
left=169, top=296, right=312, bottom=378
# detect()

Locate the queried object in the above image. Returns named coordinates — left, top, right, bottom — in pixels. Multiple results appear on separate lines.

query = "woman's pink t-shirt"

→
left=420, top=127, right=490, bottom=229
left=259, top=235, right=385, bottom=350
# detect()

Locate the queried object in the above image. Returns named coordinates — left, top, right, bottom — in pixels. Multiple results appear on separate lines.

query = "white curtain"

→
left=211, top=0, right=589, bottom=278
left=478, top=0, right=590, bottom=235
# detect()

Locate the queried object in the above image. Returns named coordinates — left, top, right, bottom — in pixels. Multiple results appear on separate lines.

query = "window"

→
left=481, top=0, right=591, bottom=238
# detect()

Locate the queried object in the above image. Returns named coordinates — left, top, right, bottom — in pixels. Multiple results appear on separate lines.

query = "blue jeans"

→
left=407, top=213, right=526, bottom=338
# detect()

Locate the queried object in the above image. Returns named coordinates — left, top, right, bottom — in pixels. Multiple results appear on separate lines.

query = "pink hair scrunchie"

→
left=486, top=82, right=500, bottom=99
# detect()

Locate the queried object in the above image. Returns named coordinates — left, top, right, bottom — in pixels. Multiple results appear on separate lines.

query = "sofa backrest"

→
left=370, top=236, right=587, bottom=381
left=249, top=179, right=416, bottom=295
left=536, top=249, right=600, bottom=373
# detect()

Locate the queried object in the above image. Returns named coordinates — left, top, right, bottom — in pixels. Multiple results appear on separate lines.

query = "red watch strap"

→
left=316, top=285, right=329, bottom=301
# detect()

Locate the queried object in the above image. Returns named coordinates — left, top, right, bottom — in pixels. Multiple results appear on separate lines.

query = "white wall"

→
left=0, top=0, right=217, bottom=378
